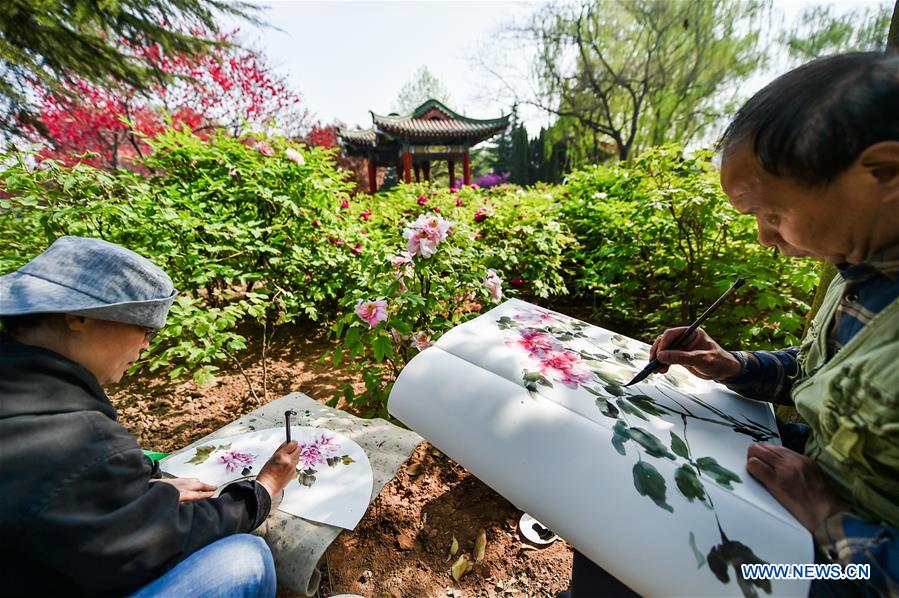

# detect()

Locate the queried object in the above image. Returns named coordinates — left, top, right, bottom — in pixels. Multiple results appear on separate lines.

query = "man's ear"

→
left=858, top=141, right=899, bottom=204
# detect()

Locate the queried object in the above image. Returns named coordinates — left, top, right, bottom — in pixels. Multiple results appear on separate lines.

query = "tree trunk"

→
left=888, top=0, right=899, bottom=52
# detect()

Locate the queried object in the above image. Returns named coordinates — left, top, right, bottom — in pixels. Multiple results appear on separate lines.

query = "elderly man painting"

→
left=0, top=236, right=301, bottom=597
left=563, top=52, right=898, bottom=597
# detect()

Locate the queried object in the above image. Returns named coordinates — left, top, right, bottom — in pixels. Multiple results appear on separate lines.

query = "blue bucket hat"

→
left=0, top=236, right=177, bottom=329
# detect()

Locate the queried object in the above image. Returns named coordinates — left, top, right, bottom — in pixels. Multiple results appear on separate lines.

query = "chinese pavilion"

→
left=338, top=99, right=510, bottom=193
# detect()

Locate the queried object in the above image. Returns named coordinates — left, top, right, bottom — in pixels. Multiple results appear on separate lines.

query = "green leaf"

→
left=611, top=420, right=630, bottom=455
left=632, top=461, right=673, bottom=513
left=695, top=456, right=742, bottom=489
left=670, top=431, right=690, bottom=459
left=596, top=397, right=620, bottom=419
left=615, top=398, right=649, bottom=421
left=675, top=464, right=709, bottom=505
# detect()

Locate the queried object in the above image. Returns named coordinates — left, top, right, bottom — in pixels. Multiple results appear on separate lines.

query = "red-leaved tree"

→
left=30, top=28, right=307, bottom=170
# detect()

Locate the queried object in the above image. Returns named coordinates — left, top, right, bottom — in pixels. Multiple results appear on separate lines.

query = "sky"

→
left=233, top=1, right=888, bottom=136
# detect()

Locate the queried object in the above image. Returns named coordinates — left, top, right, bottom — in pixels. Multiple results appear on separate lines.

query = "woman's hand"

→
left=649, top=326, right=743, bottom=380
left=150, top=477, right=217, bottom=502
left=255, top=441, right=301, bottom=498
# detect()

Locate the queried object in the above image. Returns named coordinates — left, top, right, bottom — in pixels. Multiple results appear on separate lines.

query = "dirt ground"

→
left=109, top=321, right=573, bottom=598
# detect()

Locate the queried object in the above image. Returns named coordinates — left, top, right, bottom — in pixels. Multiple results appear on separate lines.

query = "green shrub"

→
left=560, top=145, right=818, bottom=349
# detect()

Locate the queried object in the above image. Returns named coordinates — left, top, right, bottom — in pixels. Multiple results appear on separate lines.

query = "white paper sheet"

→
left=162, top=426, right=373, bottom=530
left=388, top=299, right=812, bottom=597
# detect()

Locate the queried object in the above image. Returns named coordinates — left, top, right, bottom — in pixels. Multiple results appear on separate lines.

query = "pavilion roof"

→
left=338, top=100, right=510, bottom=154
left=371, top=99, right=508, bottom=139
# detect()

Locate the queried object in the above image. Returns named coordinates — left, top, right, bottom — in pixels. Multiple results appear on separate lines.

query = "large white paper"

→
left=162, top=426, right=373, bottom=530
left=388, top=299, right=812, bottom=597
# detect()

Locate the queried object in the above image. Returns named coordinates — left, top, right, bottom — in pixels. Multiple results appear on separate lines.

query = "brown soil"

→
left=109, top=322, right=573, bottom=598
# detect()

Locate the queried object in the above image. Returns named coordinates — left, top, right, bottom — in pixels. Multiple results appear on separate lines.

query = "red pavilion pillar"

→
left=462, top=150, right=471, bottom=186
left=367, top=157, right=377, bottom=194
left=403, top=152, right=412, bottom=183
left=448, top=160, right=455, bottom=188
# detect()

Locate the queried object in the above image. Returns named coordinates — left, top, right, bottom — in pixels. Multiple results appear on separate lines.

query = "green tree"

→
left=522, top=0, right=770, bottom=162
left=509, top=123, right=530, bottom=185
left=783, top=2, right=892, bottom=61
left=0, top=0, right=259, bottom=141
left=394, top=66, right=451, bottom=114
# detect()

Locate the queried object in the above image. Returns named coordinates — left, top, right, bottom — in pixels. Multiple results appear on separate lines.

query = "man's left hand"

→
left=150, top=477, right=217, bottom=502
left=746, top=443, right=848, bottom=531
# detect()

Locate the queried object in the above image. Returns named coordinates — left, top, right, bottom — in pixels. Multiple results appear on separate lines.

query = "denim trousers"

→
left=130, top=534, right=276, bottom=598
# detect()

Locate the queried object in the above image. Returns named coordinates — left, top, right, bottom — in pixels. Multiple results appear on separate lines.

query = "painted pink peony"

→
left=219, top=450, right=257, bottom=473
left=355, top=299, right=388, bottom=327
left=402, top=213, right=453, bottom=258
left=297, top=434, right=339, bottom=469
left=538, top=350, right=594, bottom=388
left=507, top=328, right=560, bottom=358
left=484, top=269, right=502, bottom=301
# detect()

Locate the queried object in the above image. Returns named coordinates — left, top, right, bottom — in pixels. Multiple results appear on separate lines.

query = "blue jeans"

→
left=131, top=534, right=276, bottom=598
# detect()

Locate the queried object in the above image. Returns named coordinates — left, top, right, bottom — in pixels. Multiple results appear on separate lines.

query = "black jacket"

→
left=0, top=338, right=271, bottom=596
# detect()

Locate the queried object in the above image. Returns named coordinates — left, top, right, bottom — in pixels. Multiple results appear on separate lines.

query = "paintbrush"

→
left=284, top=409, right=297, bottom=443
left=623, top=278, right=745, bottom=387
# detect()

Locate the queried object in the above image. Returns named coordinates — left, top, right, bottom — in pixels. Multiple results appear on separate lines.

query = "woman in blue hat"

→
left=0, top=236, right=300, bottom=597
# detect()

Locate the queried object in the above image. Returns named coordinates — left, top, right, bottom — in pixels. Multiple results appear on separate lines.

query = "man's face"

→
left=720, top=143, right=879, bottom=264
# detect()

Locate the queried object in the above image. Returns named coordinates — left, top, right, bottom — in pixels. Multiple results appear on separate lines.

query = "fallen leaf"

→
left=450, top=536, right=459, bottom=556
left=408, top=462, right=422, bottom=476
left=474, top=528, right=487, bottom=562
left=451, top=554, right=473, bottom=582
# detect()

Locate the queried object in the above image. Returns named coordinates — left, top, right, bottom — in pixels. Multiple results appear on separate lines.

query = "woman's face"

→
left=65, top=317, right=151, bottom=385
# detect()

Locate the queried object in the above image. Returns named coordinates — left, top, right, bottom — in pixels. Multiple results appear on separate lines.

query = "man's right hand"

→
left=255, top=441, right=301, bottom=497
left=649, top=326, right=743, bottom=381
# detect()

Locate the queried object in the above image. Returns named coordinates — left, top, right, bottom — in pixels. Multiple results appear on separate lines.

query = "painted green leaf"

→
left=341, top=455, right=355, bottom=465
left=596, top=397, right=620, bottom=419
left=188, top=445, right=216, bottom=465
left=628, top=427, right=675, bottom=459
left=707, top=538, right=772, bottom=596
left=616, top=398, right=649, bottom=421
left=696, top=456, right=743, bottom=489
left=688, top=532, right=706, bottom=569
left=611, top=420, right=630, bottom=455
left=603, top=383, right=625, bottom=396
left=626, top=395, right=669, bottom=417
left=675, top=464, right=708, bottom=505
left=610, top=334, right=629, bottom=348
left=632, top=461, right=673, bottom=512
left=670, top=431, right=690, bottom=459
left=496, top=316, right=517, bottom=330
left=298, top=467, right=317, bottom=487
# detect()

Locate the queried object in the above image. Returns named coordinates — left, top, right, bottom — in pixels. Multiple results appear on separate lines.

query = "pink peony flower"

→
left=455, top=197, right=464, bottom=206
left=402, top=213, right=453, bottom=258
left=352, top=243, right=363, bottom=256
left=391, top=252, right=414, bottom=268
left=417, top=195, right=429, bottom=205
left=433, top=206, right=441, bottom=213
left=285, top=148, right=305, bottom=165
left=355, top=299, right=388, bottom=327
left=219, top=450, right=257, bottom=473
left=411, top=331, right=433, bottom=351
left=359, top=210, right=371, bottom=221
left=340, top=199, right=350, bottom=209
left=450, top=187, right=458, bottom=193
left=253, top=141, right=274, bottom=157
left=470, top=184, right=479, bottom=190
left=474, top=207, right=489, bottom=223
left=484, top=269, right=503, bottom=302
left=311, top=218, right=319, bottom=227
left=510, top=278, right=528, bottom=287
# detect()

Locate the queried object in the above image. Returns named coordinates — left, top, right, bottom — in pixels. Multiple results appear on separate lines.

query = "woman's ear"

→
left=858, top=141, right=899, bottom=204
left=64, top=314, right=88, bottom=332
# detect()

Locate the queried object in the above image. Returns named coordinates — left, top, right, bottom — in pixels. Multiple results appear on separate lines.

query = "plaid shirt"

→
left=721, top=246, right=899, bottom=596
